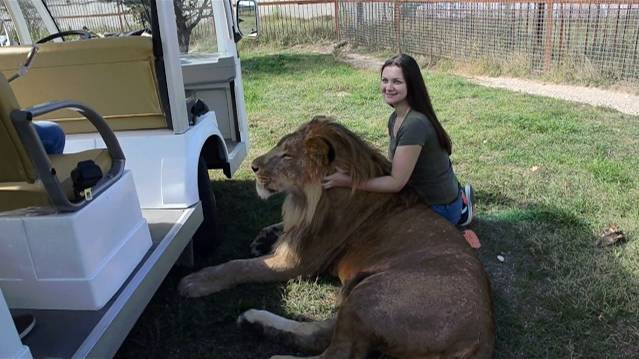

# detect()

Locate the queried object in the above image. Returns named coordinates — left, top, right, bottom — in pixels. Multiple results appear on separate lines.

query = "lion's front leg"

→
left=178, top=254, right=301, bottom=298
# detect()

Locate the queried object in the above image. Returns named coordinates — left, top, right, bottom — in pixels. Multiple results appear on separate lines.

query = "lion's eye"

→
left=282, top=154, right=293, bottom=160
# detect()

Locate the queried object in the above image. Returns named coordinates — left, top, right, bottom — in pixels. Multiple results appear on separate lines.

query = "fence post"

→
left=543, top=0, right=555, bottom=70
left=335, top=0, right=340, bottom=40
left=357, top=1, right=364, bottom=44
left=394, top=0, right=401, bottom=52
left=116, top=0, right=125, bottom=33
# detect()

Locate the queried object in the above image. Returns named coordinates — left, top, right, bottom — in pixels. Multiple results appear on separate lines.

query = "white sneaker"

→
left=458, top=184, right=475, bottom=227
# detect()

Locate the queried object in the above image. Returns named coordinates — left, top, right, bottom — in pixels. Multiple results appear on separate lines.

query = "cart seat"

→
left=0, top=149, right=111, bottom=212
left=0, top=73, right=123, bottom=213
left=0, top=37, right=167, bottom=134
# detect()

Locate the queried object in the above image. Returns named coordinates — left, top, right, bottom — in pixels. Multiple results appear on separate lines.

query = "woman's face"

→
left=381, top=65, right=408, bottom=107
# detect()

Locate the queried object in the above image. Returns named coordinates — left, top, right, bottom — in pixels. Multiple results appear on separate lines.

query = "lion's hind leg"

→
left=338, top=267, right=494, bottom=359
left=268, top=341, right=369, bottom=359
left=238, top=309, right=335, bottom=353
left=239, top=308, right=372, bottom=359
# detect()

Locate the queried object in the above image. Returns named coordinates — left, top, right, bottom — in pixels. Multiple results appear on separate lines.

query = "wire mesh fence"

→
left=0, top=0, right=636, bottom=82
left=255, top=0, right=337, bottom=43
left=338, top=0, right=639, bottom=82
left=44, top=0, right=138, bottom=33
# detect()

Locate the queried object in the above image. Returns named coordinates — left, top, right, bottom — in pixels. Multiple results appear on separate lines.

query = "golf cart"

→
left=0, top=0, right=258, bottom=357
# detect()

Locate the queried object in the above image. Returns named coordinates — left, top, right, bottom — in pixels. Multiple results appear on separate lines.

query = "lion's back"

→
left=332, top=204, right=479, bottom=283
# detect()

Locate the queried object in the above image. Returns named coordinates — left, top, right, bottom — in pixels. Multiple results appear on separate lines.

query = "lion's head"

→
left=251, top=116, right=390, bottom=200
left=251, top=116, right=394, bottom=268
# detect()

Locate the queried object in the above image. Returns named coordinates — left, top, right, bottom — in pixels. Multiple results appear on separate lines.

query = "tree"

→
left=114, top=0, right=213, bottom=53
left=173, top=0, right=212, bottom=53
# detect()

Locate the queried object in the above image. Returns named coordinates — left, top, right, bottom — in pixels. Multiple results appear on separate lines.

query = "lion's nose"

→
left=251, top=157, right=263, bottom=173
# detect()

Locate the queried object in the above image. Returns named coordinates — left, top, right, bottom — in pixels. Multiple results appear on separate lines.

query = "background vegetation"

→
left=116, top=45, right=639, bottom=358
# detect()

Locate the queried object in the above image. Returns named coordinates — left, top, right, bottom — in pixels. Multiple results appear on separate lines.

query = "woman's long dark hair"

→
left=381, top=54, right=452, bottom=155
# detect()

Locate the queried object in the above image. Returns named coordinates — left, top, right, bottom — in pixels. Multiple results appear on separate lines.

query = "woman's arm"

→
left=323, top=145, right=422, bottom=193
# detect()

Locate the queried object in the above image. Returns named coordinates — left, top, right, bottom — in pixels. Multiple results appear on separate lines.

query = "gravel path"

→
left=338, top=52, right=639, bottom=116
left=470, top=76, right=639, bottom=116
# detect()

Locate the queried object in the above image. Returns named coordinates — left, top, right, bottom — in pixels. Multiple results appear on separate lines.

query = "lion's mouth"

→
left=255, top=181, right=277, bottom=200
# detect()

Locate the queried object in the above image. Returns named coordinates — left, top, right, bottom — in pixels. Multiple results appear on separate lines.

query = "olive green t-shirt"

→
left=388, top=110, right=459, bottom=205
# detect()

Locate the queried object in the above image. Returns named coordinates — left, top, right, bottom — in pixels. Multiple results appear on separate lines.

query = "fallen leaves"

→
left=597, top=224, right=626, bottom=247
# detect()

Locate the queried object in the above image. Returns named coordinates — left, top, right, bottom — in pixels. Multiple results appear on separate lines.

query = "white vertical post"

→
left=213, top=0, right=234, bottom=57
left=155, top=0, right=188, bottom=134
left=0, top=289, right=33, bottom=359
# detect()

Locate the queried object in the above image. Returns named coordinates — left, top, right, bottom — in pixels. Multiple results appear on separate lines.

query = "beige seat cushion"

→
left=0, top=73, right=37, bottom=183
left=0, top=149, right=112, bottom=212
left=0, top=37, right=167, bottom=134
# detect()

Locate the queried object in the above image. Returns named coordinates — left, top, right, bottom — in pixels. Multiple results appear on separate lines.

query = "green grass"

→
left=116, top=46, right=639, bottom=358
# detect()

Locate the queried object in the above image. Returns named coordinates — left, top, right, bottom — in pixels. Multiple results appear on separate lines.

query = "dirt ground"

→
left=335, top=50, right=639, bottom=116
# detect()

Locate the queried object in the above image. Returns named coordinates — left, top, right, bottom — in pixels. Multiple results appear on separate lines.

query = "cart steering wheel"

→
left=36, top=30, right=95, bottom=44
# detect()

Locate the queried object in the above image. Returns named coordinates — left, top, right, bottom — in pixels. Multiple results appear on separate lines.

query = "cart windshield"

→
left=0, top=0, right=218, bottom=54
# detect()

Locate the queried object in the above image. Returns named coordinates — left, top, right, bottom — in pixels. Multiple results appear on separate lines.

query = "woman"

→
left=323, top=53, right=475, bottom=228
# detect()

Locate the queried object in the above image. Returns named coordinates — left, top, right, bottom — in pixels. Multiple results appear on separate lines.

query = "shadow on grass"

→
left=473, top=189, right=638, bottom=359
left=116, top=179, right=300, bottom=359
left=117, top=182, right=637, bottom=359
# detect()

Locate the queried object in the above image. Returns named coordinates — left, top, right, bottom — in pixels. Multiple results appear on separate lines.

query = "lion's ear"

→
left=310, top=115, right=335, bottom=123
left=305, top=136, right=335, bottom=166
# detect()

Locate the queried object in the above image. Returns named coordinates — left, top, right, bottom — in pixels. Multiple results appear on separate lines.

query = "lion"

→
left=179, top=116, right=495, bottom=359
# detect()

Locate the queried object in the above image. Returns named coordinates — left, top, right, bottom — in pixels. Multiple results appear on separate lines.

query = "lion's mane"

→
left=272, top=116, right=415, bottom=274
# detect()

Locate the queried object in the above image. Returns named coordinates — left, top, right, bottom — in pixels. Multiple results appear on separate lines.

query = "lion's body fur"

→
left=180, top=117, right=495, bottom=359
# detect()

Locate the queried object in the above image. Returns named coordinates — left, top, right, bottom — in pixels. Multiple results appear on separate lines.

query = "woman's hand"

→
left=322, top=168, right=352, bottom=189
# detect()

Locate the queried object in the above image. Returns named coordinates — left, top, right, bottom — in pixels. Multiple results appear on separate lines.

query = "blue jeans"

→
left=33, top=121, right=65, bottom=154
left=431, top=189, right=463, bottom=225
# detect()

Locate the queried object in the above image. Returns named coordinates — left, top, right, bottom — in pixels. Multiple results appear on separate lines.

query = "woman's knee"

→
left=33, top=121, right=65, bottom=154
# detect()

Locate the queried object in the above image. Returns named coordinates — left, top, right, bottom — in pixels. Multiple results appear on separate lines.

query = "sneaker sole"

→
left=460, top=184, right=474, bottom=227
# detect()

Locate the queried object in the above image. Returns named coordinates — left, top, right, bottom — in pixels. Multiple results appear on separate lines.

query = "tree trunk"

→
left=174, top=1, right=191, bottom=53
left=178, top=30, right=191, bottom=53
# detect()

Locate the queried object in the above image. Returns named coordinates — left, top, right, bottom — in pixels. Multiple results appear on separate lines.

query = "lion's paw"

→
left=250, top=223, right=283, bottom=257
left=237, top=309, right=265, bottom=332
left=178, top=273, right=208, bottom=297
left=178, top=269, right=226, bottom=298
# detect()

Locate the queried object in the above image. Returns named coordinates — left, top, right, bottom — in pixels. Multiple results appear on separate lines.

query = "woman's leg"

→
left=33, top=121, right=65, bottom=155
left=431, top=192, right=463, bottom=225
left=431, top=184, right=475, bottom=228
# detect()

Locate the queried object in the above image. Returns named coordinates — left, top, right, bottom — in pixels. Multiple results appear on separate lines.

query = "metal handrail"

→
left=11, top=101, right=125, bottom=212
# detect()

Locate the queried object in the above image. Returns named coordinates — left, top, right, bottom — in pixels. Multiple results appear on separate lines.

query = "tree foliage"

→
left=113, top=0, right=213, bottom=52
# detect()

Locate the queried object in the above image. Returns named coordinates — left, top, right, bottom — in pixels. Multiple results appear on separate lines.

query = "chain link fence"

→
left=1, top=0, right=636, bottom=82
left=44, top=0, right=138, bottom=33
left=338, top=0, right=639, bottom=82
left=255, top=0, right=337, bottom=43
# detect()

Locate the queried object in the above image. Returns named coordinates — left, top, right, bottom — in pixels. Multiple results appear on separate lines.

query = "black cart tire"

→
left=193, top=155, right=220, bottom=255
